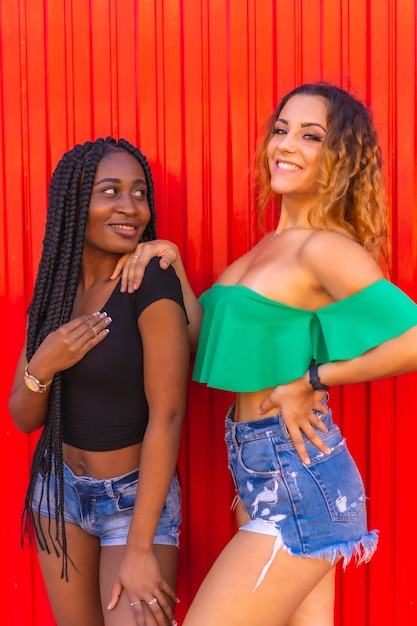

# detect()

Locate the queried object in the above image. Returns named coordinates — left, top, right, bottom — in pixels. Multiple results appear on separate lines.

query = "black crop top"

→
left=62, top=258, right=187, bottom=451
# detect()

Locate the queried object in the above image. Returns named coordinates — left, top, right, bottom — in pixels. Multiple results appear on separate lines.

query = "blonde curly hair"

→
left=255, top=82, right=390, bottom=267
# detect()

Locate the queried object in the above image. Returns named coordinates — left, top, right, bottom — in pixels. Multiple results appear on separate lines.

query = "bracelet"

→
left=308, top=363, right=329, bottom=391
left=24, top=364, right=54, bottom=394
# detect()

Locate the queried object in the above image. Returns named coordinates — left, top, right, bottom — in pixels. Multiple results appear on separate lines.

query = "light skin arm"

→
left=258, top=231, right=403, bottom=464
left=8, top=312, right=112, bottom=433
left=108, top=298, right=189, bottom=626
left=317, top=326, right=417, bottom=386
left=111, top=241, right=202, bottom=351
left=259, top=323, right=417, bottom=462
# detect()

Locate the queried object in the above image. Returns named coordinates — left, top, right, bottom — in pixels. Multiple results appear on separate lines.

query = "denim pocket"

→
left=303, top=434, right=366, bottom=523
left=236, top=437, right=282, bottom=478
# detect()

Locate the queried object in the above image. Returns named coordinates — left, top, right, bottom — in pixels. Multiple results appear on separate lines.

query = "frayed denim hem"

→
left=304, top=529, right=380, bottom=569
left=241, top=524, right=379, bottom=590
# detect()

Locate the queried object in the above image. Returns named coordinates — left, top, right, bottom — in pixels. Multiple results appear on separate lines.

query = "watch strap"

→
left=308, top=363, right=329, bottom=391
left=24, top=364, right=53, bottom=393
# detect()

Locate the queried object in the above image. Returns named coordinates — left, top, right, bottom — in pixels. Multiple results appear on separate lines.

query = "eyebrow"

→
left=94, top=177, right=147, bottom=186
left=276, top=118, right=327, bottom=132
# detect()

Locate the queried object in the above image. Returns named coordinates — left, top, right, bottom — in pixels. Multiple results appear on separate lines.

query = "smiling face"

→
left=84, top=149, right=151, bottom=256
left=267, top=94, right=328, bottom=203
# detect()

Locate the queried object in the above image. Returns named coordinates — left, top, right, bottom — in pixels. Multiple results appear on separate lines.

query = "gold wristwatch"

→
left=24, top=364, right=53, bottom=393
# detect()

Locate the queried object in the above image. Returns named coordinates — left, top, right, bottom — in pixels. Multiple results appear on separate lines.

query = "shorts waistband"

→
left=225, top=406, right=290, bottom=443
left=65, top=463, right=139, bottom=496
left=225, top=400, right=332, bottom=444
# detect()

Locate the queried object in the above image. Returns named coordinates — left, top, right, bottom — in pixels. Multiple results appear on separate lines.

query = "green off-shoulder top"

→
left=192, top=279, right=417, bottom=392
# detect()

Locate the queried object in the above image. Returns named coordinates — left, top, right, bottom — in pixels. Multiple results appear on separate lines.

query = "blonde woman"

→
left=115, top=83, right=417, bottom=625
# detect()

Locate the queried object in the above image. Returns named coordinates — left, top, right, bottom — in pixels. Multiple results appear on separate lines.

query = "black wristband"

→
left=308, top=363, right=329, bottom=391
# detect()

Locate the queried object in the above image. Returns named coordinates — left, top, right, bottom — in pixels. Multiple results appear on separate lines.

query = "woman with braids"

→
left=114, top=83, right=417, bottom=625
left=8, top=137, right=191, bottom=626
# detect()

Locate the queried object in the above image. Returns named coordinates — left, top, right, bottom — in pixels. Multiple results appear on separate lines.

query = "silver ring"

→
left=148, top=597, right=158, bottom=606
left=91, top=326, right=97, bottom=338
left=132, top=254, right=140, bottom=259
left=130, top=601, right=141, bottom=607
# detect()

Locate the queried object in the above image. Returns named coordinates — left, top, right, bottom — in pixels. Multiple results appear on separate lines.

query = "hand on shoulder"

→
left=110, top=240, right=179, bottom=293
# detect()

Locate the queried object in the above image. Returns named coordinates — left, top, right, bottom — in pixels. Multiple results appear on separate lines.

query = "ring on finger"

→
left=130, top=601, right=141, bottom=607
left=132, top=254, right=140, bottom=259
left=91, top=326, right=97, bottom=338
left=148, top=597, right=158, bottom=606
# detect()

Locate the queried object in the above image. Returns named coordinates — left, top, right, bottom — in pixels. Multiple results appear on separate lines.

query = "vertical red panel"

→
left=229, top=1, right=253, bottom=259
left=89, top=0, right=114, bottom=138
left=136, top=0, right=159, bottom=162
left=366, top=4, right=396, bottom=626
left=300, top=0, right=324, bottom=80
left=321, top=0, right=343, bottom=83
left=2, top=1, right=417, bottom=624
left=0, top=1, right=35, bottom=625
left=47, top=0, right=72, bottom=164
left=392, top=2, right=417, bottom=625
left=114, top=0, right=139, bottom=141
left=276, top=0, right=299, bottom=99
left=180, top=5, right=214, bottom=606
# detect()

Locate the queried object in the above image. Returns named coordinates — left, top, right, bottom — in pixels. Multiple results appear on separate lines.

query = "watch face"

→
left=24, top=375, right=40, bottom=393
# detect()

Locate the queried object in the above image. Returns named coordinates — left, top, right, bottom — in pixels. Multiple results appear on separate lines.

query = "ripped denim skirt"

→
left=225, top=401, right=378, bottom=571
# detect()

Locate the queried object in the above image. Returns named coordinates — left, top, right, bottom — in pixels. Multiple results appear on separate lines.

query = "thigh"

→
left=235, top=498, right=250, bottom=527
left=286, top=566, right=336, bottom=626
left=35, top=516, right=103, bottom=626
left=100, top=544, right=179, bottom=626
left=153, top=543, right=179, bottom=591
left=183, top=530, right=335, bottom=626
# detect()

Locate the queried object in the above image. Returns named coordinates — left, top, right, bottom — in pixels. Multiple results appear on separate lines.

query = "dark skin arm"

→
left=8, top=312, right=112, bottom=432
left=108, top=298, right=189, bottom=626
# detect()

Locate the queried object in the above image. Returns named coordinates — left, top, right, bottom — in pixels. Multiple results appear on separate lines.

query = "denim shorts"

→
left=225, top=402, right=378, bottom=572
left=33, top=461, right=181, bottom=547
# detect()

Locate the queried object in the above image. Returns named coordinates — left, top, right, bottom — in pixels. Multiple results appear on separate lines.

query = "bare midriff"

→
left=234, top=388, right=325, bottom=422
left=234, top=389, right=281, bottom=422
left=62, top=441, right=143, bottom=479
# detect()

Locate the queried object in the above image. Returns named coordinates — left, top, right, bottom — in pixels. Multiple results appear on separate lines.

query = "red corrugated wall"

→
left=1, top=1, right=416, bottom=624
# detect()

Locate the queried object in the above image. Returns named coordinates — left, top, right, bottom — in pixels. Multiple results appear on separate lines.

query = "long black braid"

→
left=22, top=137, right=157, bottom=580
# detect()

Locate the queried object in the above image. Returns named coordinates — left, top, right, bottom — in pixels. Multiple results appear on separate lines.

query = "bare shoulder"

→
left=301, top=227, right=359, bottom=249
left=300, top=229, right=384, bottom=299
left=301, top=228, right=375, bottom=263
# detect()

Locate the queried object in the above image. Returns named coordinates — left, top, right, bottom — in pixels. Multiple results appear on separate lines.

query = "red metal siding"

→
left=1, top=1, right=416, bottom=624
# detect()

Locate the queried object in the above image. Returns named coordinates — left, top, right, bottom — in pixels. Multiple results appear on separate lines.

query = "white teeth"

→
left=114, top=224, right=135, bottom=230
left=277, top=162, right=300, bottom=171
